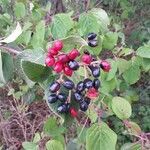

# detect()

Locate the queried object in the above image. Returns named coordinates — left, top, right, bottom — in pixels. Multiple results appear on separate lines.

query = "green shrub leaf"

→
left=14, top=2, right=26, bottom=19
left=86, top=122, right=117, bottom=150
left=22, top=142, right=38, bottom=150
left=111, top=97, right=132, bottom=120
left=46, top=140, right=64, bottom=150
left=136, top=45, right=150, bottom=58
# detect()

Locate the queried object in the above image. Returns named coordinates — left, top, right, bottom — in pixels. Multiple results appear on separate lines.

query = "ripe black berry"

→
left=76, top=81, right=85, bottom=92
left=80, top=101, right=88, bottom=111
left=88, top=40, right=98, bottom=47
left=58, top=93, right=67, bottom=102
left=92, top=66, right=100, bottom=78
left=93, top=79, right=100, bottom=89
left=49, top=81, right=60, bottom=93
left=74, top=92, right=82, bottom=102
left=68, top=60, right=79, bottom=70
left=87, top=33, right=97, bottom=40
left=84, top=78, right=93, bottom=89
left=57, top=103, right=70, bottom=113
left=48, top=94, right=57, bottom=103
left=84, top=97, right=91, bottom=105
left=63, top=79, right=75, bottom=90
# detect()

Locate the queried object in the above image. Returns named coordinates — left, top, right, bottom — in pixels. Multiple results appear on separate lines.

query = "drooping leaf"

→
left=86, top=122, right=117, bottom=150
left=31, top=21, right=45, bottom=48
left=46, top=140, right=64, bottom=150
left=33, top=132, right=41, bottom=143
left=51, top=13, right=74, bottom=39
left=122, top=65, right=141, bottom=85
left=111, top=97, right=132, bottom=120
left=127, top=121, right=141, bottom=135
left=90, top=8, right=110, bottom=32
left=136, top=45, right=150, bottom=58
left=0, top=51, right=14, bottom=85
left=0, top=22, right=22, bottom=45
left=21, top=61, right=51, bottom=82
left=102, top=32, right=118, bottom=50
left=78, top=12, right=100, bottom=36
left=22, top=142, right=38, bottom=150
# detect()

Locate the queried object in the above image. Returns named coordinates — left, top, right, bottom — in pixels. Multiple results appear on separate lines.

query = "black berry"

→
left=48, top=94, right=58, bottom=103
left=80, top=101, right=88, bottom=111
left=68, top=60, right=79, bottom=70
left=88, top=40, right=98, bottom=47
left=84, top=97, right=91, bottom=105
left=58, top=93, right=67, bottom=102
left=76, top=81, right=85, bottom=92
left=63, top=79, right=75, bottom=90
left=93, top=79, right=100, bottom=89
left=74, top=92, right=82, bottom=102
left=49, top=81, right=60, bottom=93
left=84, top=78, right=93, bottom=89
left=87, top=33, right=97, bottom=41
left=57, top=103, right=70, bottom=113
left=92, top=66, right=100, bottom=78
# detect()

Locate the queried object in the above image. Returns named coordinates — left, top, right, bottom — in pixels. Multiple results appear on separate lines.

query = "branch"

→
left=0, top=45, right=21, bottom=55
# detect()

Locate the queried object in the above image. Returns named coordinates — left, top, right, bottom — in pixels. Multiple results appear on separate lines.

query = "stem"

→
left=0, top=45, right=21, bottom=55
left=84, top=65, right=88, bottom=79
left=67, top=90, right=72, bottom=103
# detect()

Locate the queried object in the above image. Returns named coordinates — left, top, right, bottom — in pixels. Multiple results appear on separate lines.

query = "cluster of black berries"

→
left=87, top=33, right=98, bottom=47
left=46, top=33, right=111, bottom=118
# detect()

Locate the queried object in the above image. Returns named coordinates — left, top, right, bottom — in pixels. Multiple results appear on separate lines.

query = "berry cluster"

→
left=46, top=35, right=111, bottom=118
left=45, top=40, right=80, bottom=76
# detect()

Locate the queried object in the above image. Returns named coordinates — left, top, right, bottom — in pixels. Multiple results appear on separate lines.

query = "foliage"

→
left=0, top=0, right=149, bottom=150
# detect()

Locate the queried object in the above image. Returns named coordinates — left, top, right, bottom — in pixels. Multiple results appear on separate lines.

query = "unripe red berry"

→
left=81, top=54, right=92, bottom=64
left=58, top=54, right=69, bottom=63
left=68, top=49, right=80, bottom=60
left=87, top=87, right=99, bottom=99
left=64, top=66, right=73, bottom=76
left=48, top=47, right=58, bottom=56
left=45, top=56, right=55, bottom=67
left=54, top=61, right=63, bottom=73
left=52, top=40, right=63, bottom=51
left=100, top=60, right=111, bottom=72
left=70, top=108, right=78, bottom=118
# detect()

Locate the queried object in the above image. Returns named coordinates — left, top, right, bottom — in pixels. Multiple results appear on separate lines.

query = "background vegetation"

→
left=0, top=0, right=150, bottom=150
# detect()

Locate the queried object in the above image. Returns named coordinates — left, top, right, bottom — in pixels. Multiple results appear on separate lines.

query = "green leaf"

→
left=0, top=51, right=13, bottom=85
left=106, top=60, right=117, bottom=81
left=78, top=12, right=100, bottom=36
left=51, top=13, right=74, bottom=39
left=117, top=58, right=130, bottom=75
left=90, top=8, right=110, bottom=32
left=102, top=32, right=118, bottom=50
left=127, top=122, right=141, bottom=135
left=31, top=21, right=45, bottom=48
left=46, top=140, right=64, bottom=150
left=19, top=48, right=45, bottom=66
left=122, top=65, right=141, bottom=85
left=121, top=143, right=141, bottom=150
left=142, top=58, right=150, bottom=72
left=136, top=45, right=150, bottom=58
left=111, top=97, right=132, bottom=120
left=22, top=61, right=51, bottom=82
left=86, top=122, right=117, bottom=150
left=43, top=117, right=65, bottom=136
left=14, top=2, right=26, bottom=19
left=33, top=132, right=41, bottom=143
left=22, top=142, right=38, bottom=150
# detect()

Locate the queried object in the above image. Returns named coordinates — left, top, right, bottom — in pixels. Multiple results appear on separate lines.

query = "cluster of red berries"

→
left=45, top=40, right=80, bottom=77
left=46, top=35, right=111, bottom=118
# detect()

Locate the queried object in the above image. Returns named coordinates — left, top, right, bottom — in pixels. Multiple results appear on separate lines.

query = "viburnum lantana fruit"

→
left=100, top=60, right=111, bottom=72
left=46, top=34, right=111, bottom=117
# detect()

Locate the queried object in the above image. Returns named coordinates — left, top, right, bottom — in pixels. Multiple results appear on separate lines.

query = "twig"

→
left=0, top=45, right=21, bottom=55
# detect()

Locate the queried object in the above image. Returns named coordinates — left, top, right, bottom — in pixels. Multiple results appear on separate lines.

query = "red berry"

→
left=52, top=40, right=63, bottom=51
left=68, top=49, right=80, bottom=60
left=70, top=108, right=78, bottom=118
left=100, top=60, right=111, bottom=72
left=48, top=47, right=58, bottom=56
left=58, top=54, right=69, bottom=63
left=81, top=54, right=92, bottom=64
left=45, top=56, right=55, bottom=67
left=54, top=61, right=63, bottom=73
left=87, top=87, right=99, bottom=99
left=64, top=66, right=73, bottom=76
